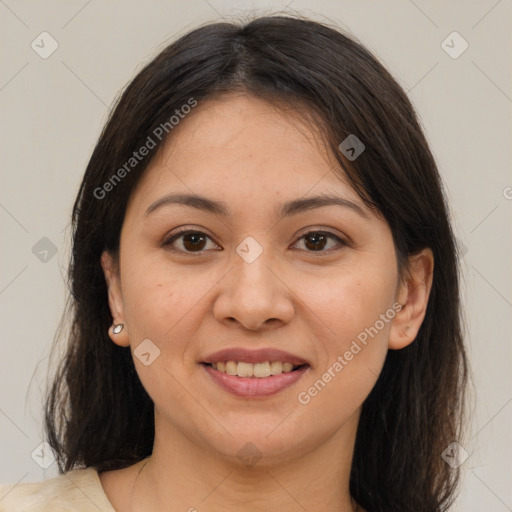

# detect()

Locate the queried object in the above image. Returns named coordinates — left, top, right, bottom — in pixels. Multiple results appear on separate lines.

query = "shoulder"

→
left=0, top=467, right=116, bottom=512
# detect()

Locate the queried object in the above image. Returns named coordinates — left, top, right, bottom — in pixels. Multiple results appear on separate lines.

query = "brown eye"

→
left=294, top=231, right=346, bottom=253
left=163, top=229, right=346, bottom=256
left=163, top=230, right=219, bottom=254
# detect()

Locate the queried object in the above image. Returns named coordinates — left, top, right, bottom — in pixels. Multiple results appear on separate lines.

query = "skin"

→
left=99, top=93, right=434, bottom=512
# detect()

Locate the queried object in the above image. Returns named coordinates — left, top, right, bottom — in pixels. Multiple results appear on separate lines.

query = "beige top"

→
left=0, top=467, right=116, bottom=512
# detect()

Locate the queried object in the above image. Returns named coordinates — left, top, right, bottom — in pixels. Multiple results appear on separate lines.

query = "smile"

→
left=201, top=362, right=310, bottom=397
left=209, top=360, right=303, bottom=377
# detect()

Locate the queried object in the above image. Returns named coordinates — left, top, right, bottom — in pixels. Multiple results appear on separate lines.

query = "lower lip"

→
left=201, top=364, right=310, bottom=398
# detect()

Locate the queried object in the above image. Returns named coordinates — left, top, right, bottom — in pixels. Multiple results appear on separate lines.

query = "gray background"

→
left=1, top=0, right=511, bottom=510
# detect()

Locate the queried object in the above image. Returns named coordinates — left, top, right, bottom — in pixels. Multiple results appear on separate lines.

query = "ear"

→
left=389, top=248, right=434, bottom=350
left=100, top=250, right=130, bottom=347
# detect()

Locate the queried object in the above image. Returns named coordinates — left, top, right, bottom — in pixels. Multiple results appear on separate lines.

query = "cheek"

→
left=119, top=256, right=189, bottom=352
left=120, top=255, right=216, bottom=375
left=298, top=257, right=397, bottom=342
left=119, top=263, right=200, bottom=411
left=294, top=260, right=396, bottom=411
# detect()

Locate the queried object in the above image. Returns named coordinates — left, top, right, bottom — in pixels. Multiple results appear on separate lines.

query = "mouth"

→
left=201, top=361, right=307, bottom=378
left=200, top=361, right=310, bottom=397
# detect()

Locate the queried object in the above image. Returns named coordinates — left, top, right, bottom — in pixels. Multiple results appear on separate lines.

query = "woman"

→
left=0, top=13, right=468, bottom=512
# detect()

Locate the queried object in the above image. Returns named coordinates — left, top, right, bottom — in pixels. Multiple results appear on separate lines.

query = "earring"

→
left=112, top=323, right=124, bottom=334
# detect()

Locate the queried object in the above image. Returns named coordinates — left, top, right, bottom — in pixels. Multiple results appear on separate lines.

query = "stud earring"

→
left=112, top=323, right=124, bottom=334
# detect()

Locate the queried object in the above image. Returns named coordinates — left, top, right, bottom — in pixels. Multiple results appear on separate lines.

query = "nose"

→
left=212, top=247, right=295, bottom=331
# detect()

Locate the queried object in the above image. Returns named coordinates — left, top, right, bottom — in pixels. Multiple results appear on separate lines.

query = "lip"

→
left=201, top=363, right=310, bottom=398
left=201, top=347, right=309, bottom=366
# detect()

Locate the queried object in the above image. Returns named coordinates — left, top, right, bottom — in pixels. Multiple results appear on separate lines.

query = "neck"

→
left=129, top=409, right=361, bottom=512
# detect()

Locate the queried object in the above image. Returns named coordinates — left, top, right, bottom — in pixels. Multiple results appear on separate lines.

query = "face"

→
left=102, top=93, right=431, bottom=467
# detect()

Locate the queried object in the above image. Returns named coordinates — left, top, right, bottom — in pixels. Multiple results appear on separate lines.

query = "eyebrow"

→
left=144, top=192, right=370, bottom=220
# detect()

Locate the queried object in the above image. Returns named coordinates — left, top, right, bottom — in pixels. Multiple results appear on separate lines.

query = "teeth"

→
left=282, top=362, right=294, bottom=372
left=270, top=361, right=283, bottom=375
left=237, top=362, right=253, bottom=377
left=225, top=361, right=237, bottom=375
left=254, top=362, right=271, bottom=378
left=210, top=361, right=301, bottom=378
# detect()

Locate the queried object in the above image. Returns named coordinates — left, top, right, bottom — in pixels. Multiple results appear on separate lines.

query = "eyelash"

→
left=162, top=228, right=347, bottom=256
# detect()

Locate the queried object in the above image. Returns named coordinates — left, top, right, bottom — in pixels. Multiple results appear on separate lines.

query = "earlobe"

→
left=108, top=322, right=130, bottom=347
left=388, top=248, right=434, bottom=350
left=101, top=250, right=130, bottom=347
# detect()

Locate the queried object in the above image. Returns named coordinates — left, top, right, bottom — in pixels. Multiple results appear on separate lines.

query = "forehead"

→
left=126, top=93, right=361, bottom=215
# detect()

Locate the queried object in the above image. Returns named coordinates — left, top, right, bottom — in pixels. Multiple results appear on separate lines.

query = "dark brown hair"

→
left=45, top=13, right=469, bottom=511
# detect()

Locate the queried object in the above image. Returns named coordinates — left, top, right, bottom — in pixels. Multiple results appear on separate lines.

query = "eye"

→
left=292, top=230, right=347, bottom=253
left=162, top=228, right=347, bottom=255
left=162, top=229, right=220, bottom=254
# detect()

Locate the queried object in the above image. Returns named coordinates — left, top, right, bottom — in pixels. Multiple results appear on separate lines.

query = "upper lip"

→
left=201, top=348, right=310, bottom=366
